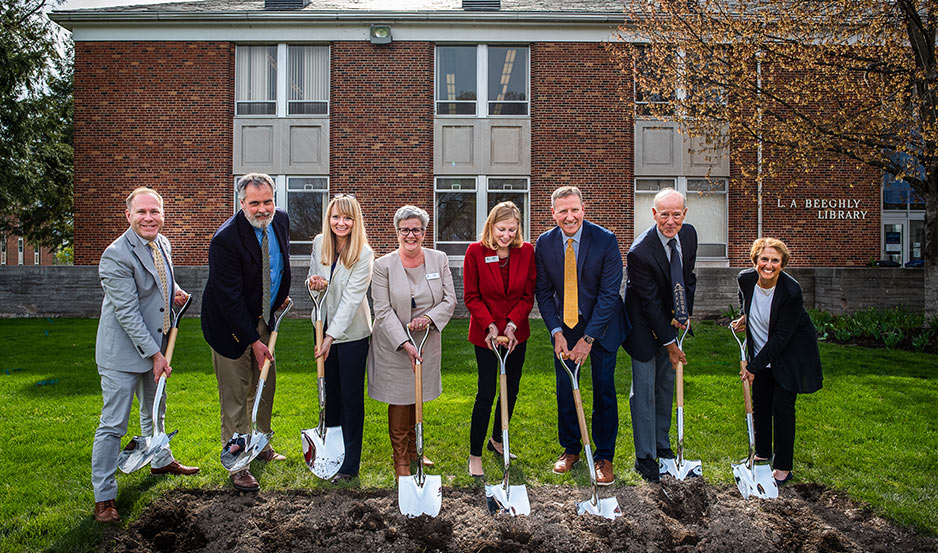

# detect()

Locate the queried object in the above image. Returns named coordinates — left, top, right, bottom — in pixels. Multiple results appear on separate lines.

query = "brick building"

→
left=50, top=0, right=923, bottom=269
left=0, top=234, right=55, bottom=267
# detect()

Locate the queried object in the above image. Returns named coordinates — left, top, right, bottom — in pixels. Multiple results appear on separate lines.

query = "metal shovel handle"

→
left=151, top=293, right=192, bottom=436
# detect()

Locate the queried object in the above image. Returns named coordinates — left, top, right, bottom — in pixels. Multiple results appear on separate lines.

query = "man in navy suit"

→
left=535, top=186, right=628, bottom=485
left=624, top=188, right=697, bottom=482
left=202, top=173, right=291, bottom=492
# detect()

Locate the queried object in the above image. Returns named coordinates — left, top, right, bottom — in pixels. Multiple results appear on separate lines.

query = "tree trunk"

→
left=925, top=172, right=938, bottom=321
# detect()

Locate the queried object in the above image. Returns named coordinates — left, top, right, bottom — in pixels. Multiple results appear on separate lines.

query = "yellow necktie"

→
left=148, top=241, right=171, bottom=333
left=563, top=238, right=578, bottom=328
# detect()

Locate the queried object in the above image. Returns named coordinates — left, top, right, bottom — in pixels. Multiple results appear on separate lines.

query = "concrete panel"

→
left=635, top=120, right=681, bottom=176
left=435, top=119, right=481, bottom=174
left=234, top=119, right=278, bottom=174
left=485, top=118, right=530, bottom=174
left=684, top=129, right=730, bottom=177
left=285, top=119, right=329, bottom=174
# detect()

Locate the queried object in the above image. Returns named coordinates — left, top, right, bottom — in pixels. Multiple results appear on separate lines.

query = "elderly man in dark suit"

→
left=535, top=186, right=628, bottom=486
left=201, top=173, right=291, bottom=492
left=624, top=187, right=697, bottom=482
left=92, top=187, right=199, bottom=524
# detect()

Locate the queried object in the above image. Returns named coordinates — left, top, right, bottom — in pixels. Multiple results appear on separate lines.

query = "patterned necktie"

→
left=148, top=241, right=170, bottom=333
left=563, top=238, right=578, bottom=328
left=668, top=237, right=689, bottom=324
left=262, top=227, right=271, bottom=323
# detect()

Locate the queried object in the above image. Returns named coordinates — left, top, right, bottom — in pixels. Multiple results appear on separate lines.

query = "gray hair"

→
left=237, top=173, right=275, bottom=202
left=653, top=187, right=686, bottom=209
left=394, top=205, right=429, bottom=229
left=551, top=186, right=582, bottom=207
left=125, top=187, right=163, bottom=211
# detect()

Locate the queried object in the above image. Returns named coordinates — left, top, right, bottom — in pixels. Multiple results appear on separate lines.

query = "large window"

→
left=435, top=176, right=529, bottom=256
left=882, top=173, right=925, bottom=265
left=235, top=45, right=277, bottom=115
left=435, top=45, right=529, bottom=117
left=634, top=177, right=727, bottom=258
left=633, top=46, right=675, bottom=117
left=236, top=44, right=330, bottom=117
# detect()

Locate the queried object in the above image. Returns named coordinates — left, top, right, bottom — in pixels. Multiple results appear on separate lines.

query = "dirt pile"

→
left=102, top=481, right=937, bottom=552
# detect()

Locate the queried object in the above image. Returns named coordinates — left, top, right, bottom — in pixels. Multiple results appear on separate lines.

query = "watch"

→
left=583, top=335, right=595, bottom=345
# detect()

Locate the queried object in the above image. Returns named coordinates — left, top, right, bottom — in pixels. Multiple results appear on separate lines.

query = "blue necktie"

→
left=668, top=237, right=688, bottom=324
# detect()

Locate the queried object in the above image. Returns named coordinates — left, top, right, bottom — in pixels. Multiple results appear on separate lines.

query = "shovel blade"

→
left=577, top=496, right=622, bottom=519
left=220, top=431, right=271, bottom=472
left=485, top=484, right=530, bottom=516
left=398, top=474, right=442, bottom=518
left=732, top=461, right=778, bottom=499
left=659, top=457, right=703, bottom=480
left=301, top=426, right=345, bottom=480
left=117, top=436, right=153, bottom=474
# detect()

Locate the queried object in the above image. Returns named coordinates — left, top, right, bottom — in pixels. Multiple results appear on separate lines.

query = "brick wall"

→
left=531, top=43, right=633, bottom=258
left=330, top=42, right=435, bottom=255
left=73, top=41, right=234, bottom=265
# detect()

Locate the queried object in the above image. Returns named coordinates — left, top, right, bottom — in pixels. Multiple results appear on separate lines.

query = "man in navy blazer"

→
left=201, top=173, right=291, bottom=492
left=624, top=188, right=697, bottom=482
left=535, top=186, right=628, bottom=485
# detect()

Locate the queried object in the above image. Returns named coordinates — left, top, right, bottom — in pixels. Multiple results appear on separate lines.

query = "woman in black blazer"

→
left=732, top=237, right=822, bottom=486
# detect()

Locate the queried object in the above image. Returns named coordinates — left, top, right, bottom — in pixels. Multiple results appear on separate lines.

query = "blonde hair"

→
left=480, top=201, right=523, bottom=250
left=750, top=237, right=791, bottom=268
left=320, top=195, right=368, bottom=269
left=125, top=187, right=163, bottom=211
left=550, top=186, right=582, bottom=206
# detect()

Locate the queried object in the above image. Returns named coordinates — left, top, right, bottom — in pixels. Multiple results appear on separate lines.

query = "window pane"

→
left=289, top=177, right=328, bottom=190
left=237, top=102, right=276, bottom=116
left=436, top=243, right=470, bottom=256
left=635, top=178, right=673, bottom=192
left=437, top=46, right=477, bottom=115
left=698, top=243, right=726, bottom=257
left=910, top=219, right=924, bottom=262
left=488, top=46, right=528, bottom=116
left=436, top=192, right=476, bottom=242
left=686, top=191, right=726, bottom=255
left=488, top=178, right=527, bottom=191
left=287, top=177, right=327, bottom=250
left=883, top=178, right=910, bottom=210
left=236, top=45, right=277, bottom=108
left=436, top=177, right=476, bottom=191
left=487, top=191, right=527, bottom=239
left=436, top=102, right=476, bottom=115
left=687, top=178, right=726, bottom=193
left=634, top=193, right=657, bottom=238
left=288, top=45, right=329, bottom=115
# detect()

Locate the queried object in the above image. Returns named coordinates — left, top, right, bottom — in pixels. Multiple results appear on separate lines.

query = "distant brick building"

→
left=0, top=234, right=55, bottom=267
left=50, top=0, right=921, bottom=268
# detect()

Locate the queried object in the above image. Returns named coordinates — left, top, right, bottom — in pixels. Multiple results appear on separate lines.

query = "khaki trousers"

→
left=212, top=319, right=276, bottom=453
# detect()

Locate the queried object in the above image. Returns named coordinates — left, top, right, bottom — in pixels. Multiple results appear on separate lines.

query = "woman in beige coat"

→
left=367, top=205, right=456, bottom=477
left=307, top=194, right=374, bottom=482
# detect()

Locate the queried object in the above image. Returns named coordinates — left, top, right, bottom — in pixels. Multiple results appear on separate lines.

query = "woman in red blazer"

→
left=464, top=201, right=536, bottom=477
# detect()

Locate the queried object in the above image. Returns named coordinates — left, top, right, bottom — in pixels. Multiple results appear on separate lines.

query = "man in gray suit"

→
left=91, top=187, right=199, bottom=523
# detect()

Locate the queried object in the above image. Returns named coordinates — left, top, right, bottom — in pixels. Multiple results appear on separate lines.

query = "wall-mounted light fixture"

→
left=369, top=24, right=392, bottom=45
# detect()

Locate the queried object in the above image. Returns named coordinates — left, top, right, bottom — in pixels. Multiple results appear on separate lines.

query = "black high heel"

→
left=487, top=438, right=517, bottom=460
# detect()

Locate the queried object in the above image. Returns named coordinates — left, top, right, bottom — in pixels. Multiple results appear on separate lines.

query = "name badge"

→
left=426, top=272, right=441, bottom=280
left=484, top=255, right=499, bottom=263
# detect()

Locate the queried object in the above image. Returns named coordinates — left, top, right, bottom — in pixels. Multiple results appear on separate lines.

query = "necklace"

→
left=498, top=253, right=509, bottom=268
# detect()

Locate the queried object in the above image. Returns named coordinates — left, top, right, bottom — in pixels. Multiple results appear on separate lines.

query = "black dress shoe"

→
left=331, top=472, right=357, bottom=484
left=634, top=458, right=661, bottom=483
left=774, top=472, right=793, bottom=486
left=656, top=448, right=675, bottom=460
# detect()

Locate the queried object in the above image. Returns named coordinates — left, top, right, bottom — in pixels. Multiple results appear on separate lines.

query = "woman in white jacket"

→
left=307, top=194, right=374, bottom=482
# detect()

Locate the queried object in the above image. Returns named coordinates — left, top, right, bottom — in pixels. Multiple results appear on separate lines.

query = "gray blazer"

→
left=95, top=228, right=176, bottom=373
left=367, top=248, right=456, bottom=404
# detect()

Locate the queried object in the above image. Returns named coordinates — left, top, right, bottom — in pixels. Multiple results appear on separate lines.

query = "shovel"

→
left=659, top=320, right=703, bottom=480
left=559, top=355, right=621, bottom=520
left=398, top=324, right=442, bottom=518
left=301, top=279, right=345, bottom=479
left=220, top=298, right=294, bottom=472
left=118, top=294, right=192, bottom=473
left=485, top=336, right=530, bottom=516
left=729, top=322, right=778, bottom=499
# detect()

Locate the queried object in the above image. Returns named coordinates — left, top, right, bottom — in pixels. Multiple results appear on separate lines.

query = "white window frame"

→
left=17, top=237, right=24, bottom=265
left=434, top=175, right=530, bottom=260
left=634, top=176, right=728, bottom=260
left=1, top=234, right=6, bottom=265
left=434, top=44, right=530, bottom=118
left=236, top=44, right=330, bottom=118
left=34, top=247, right=40, bottom=265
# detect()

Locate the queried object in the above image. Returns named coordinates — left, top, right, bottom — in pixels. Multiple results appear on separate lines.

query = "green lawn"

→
left=0, top=317, right=935, bottom=552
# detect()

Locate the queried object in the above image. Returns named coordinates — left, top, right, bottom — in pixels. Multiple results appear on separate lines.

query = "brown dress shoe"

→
left=94, top=499, right=120, bottom=523
left=230, top=469, right=260, bottom=492
left=595, top=459, right=615, bottom=486
left=552, top=452, right=580, bottom=474
left=150, top=460, right=200, bottom=476
left=257, top=449, right=286, bottom=462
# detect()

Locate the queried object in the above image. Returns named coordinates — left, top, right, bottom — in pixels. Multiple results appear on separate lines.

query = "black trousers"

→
left=469, top=342, right=526, bottom=457
left=323, top=336, right=369, bottom=475
left=752, top=368, right=798, bottom=471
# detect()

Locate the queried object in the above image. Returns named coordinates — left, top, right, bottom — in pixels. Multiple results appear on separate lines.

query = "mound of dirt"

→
left=101, top=481, right=937, bottom=553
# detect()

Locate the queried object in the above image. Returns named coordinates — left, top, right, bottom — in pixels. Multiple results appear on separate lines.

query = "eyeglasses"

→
left=397, top=227, right=425, bottom=236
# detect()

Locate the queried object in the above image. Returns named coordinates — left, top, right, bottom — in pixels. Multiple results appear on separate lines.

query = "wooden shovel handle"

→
left=414, top=359, right=423, bottom=424
left=499, top=372, right=509, bottom=431
left=741, top=360, right=753, bottom=414
left=572, top=388, right=591, bottom=449
left=315, top=319, right=325, bottom=378
left=165, top=327, right=179, bottom=365
left=676, top=361, right=684, bottom=407
left=259, top=331, right=278, bottom=381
